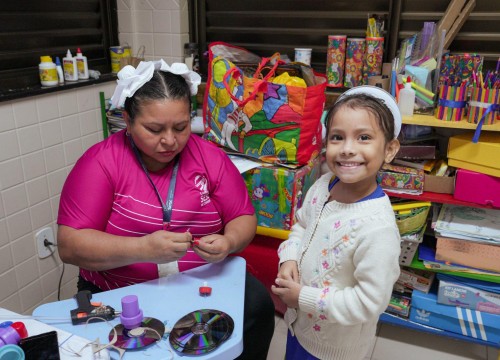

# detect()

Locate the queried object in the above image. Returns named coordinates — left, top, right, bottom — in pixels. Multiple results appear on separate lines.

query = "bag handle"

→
left=222, top=56, right=281, bottom=107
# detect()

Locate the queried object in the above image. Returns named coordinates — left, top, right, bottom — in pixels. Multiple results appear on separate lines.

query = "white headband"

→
left=110, top=59, right=202, bottom=109
left=338, top=85, right=402, bottom=138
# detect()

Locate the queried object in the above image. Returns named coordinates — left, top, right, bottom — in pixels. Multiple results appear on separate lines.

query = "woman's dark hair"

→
left=124, top=71, right=191, bottom=123
left=325, top=93, right=395, bottom=144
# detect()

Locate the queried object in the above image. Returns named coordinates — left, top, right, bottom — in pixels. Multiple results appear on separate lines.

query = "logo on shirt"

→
left=194, top=175, right=210, bottom=206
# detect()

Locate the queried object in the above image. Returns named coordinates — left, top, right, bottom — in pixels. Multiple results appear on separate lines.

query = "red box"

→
left=453, top=169, right=500, bottom=208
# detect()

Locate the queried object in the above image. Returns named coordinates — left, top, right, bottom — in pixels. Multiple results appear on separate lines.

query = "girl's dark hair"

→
left=124, top=71, right=191, bottom=123
left=325, top=93, right=395, bottom=144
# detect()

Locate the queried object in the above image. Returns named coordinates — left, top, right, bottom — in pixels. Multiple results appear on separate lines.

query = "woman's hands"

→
left=58, top=225, right=192, bottom=271
left=192, top=234, right=232, bottom=263
left=143, top=230, right=192, bottom=263
left=271, top=260, right=302, bottom=309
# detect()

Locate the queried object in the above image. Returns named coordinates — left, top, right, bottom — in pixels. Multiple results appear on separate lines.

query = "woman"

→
left=57, top=60, right=275, bottom=359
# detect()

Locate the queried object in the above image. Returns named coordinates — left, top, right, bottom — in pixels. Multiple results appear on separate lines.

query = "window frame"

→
left=0, top=0, right=119, bottom=102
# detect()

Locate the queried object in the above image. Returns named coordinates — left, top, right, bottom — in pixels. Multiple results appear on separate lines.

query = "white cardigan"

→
left=278, top=173, right=401, bottom=360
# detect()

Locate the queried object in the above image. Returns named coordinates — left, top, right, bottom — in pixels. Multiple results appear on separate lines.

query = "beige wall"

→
left=0, top=0, right=188, bottom=314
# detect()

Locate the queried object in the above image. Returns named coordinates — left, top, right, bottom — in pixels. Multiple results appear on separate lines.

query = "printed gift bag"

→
left=203, top=42, right=327, bottom=166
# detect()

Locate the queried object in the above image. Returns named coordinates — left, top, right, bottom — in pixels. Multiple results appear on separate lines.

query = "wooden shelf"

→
left=402, top=114, right=500, bottom=131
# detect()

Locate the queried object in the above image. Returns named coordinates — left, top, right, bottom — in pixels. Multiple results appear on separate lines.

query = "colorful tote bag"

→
left=203, top=42, right=327, bottom=166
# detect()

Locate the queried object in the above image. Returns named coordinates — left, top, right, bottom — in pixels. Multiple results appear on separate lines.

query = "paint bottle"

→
left=398, top=76, right=416, bottom=117
left=75, top=48, right=89, bottom=80
left=38, top=56, right=58, bottom=87
left=55, top=57, right=64, bottom=84
left=63, top=49, right=78, bottom=82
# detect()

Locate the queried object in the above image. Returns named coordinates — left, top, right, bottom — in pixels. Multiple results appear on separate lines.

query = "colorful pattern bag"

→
left=203, top=42, right=327, bottom=166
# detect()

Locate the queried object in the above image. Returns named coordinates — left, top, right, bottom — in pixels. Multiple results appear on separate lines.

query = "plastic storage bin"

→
left=392, top=201, right=431, bottom=265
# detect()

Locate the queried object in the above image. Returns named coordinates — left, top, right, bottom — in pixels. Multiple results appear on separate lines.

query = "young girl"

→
left=271, top=86, right=402, bottom=360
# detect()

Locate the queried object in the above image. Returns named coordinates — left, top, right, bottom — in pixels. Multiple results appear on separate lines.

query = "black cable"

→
left=57, top=262, right=65, bottom=301
left=43, top=240, right=65, bottom=301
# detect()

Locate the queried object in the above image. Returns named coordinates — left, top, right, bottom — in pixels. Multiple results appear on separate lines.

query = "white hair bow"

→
left=110, top=59, right=202, bottom=109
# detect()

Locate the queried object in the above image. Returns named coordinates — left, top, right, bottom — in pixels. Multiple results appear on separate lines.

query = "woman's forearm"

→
left=223, top=214, right=257, bottom=254
left=57, top=225, right=146, bottom=271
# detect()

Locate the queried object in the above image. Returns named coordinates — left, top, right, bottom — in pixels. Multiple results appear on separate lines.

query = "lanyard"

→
left=129, top=135, right=179, bottom=230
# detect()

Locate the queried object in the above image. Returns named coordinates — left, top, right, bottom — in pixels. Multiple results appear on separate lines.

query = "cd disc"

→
left=109, top=317, right=165, bottom=350
left=169, top=309, right=234, bottom=355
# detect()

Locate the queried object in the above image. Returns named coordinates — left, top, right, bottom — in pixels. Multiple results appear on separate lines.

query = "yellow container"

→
left=447, top=132, right=500, bottom=177
left=109, top=46, right=131, bottom=73
left=392, top=201, right=431, bottom=236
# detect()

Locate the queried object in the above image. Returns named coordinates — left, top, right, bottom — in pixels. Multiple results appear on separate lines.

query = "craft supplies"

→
left=38, top=56, right=58, bottom=87
left=363, top=37, right=384, bottom=81
left=63, top=49, right=78, bottom=82
left=344, top=38, right=365, bottom=88
left=294, top=48, right=312, bottom=65
left=75, top=48, right=89, bottom=80
left=326, top=35, right=346, bottom=87
left=398, top=77, right=416, bottom=117
left=435, top=83, right=467, bottom=121
left=109, top=45, right=131, bottom=73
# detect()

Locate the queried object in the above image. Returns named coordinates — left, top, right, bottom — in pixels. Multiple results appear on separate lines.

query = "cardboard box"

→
left=453, top=168, right=500, bottom=208
left=396, top=267, right=435, bottom=293
left=377, top=164, right=424, bottom=194
left=447, top=133, right=500, bottom=177
left=242, top=156, right=321, bottom=230
left=410, top=288, right=500, bottom=345
left=436, top=237, right=500, bottom=273
left=423, top=174, right=455, bottom=194
left=437, top=274, right=500, bottom=315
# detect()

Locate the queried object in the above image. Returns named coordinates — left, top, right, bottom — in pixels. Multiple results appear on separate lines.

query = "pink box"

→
left=453, top=168, right=500, bottom=208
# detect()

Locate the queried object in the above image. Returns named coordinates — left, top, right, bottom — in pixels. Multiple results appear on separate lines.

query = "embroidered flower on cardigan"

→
left=313, top=324, right=321, bottom=332
left=319, top=314, right=327, bottom=321
left=321, top=248, right=328, bottom=256
left=342, top=234, right=349, bottom=243
left=334, top=220, right=341, bottom=229
left=312, top=197, right=317, bottom=205
left=322, top=260, right=330, bottom=269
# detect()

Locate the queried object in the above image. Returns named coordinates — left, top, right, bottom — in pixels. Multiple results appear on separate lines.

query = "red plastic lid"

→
left=10, top=322, right=27, bottom=339
left=77, top=48, right=82, bottom=54
left=406, top=76, right=411, bottom=83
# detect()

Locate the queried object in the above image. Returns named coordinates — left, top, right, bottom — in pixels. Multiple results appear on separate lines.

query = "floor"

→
left=267, top=315, right=499, bottom=360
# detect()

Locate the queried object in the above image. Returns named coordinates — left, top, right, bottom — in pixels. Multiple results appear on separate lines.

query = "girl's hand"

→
left=277, top=260, right=299, bottom=283
left=271, top=278, right=302, bottom=309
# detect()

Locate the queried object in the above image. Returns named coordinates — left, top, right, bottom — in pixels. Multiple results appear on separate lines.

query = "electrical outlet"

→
left=35, top=227, right=56, bottom=259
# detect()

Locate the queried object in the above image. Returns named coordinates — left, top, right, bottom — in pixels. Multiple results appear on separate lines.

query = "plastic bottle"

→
left=55, top=57, right=64, bottom=84
left=75, top=48, right=89, bottom=80
left=398, top=76, right=416, bottom=117
left=63, top=49, right=78, bottom=82
left=38, top=56, right=58, bottom=87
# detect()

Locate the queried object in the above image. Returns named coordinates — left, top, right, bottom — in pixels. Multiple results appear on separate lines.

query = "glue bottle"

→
left=38, top=56, right=58, bottom=87
left=75, top=48, right=89, bottom=80
left=398, top=76, right=416, bottom=117
left=55, top=57, right=64, bottom=84
left=63, top=49, right=78, bottom=82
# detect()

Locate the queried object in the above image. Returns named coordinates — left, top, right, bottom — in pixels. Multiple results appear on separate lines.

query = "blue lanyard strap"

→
left=128, top=134, right=179, bottom=228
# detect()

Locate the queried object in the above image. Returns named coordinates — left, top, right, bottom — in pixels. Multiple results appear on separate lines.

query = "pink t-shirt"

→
left=58, top=131, right=254, bottom=290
